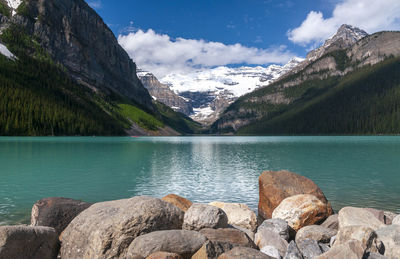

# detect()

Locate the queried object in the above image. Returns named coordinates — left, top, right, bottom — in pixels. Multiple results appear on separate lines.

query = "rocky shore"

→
left=1, top=170, right=399, bottom=259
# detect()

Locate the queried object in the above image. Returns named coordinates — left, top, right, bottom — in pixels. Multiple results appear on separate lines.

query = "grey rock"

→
left=60, top=196, right=184, bottom=259
left=365, top=208, right=386, bottom=224
left=375, top=224, right=400, bottom=259
left=295, top=225, right=337, bottom=243
left=383, top=211, right=398, bottom=225
left=314, top=240, right=365, bottom=259
left=255, top=228, right=288, bottom=258
left=258, top=218, right=291, bottom=241
left=0, top=225, right=59, bottom=259
left=392, top=215, right=400, bottom=225
left=318, top=243, right=330, bottom=253
left=199, top=228, right=256, bottom=249
left=126, top=230, right=206, bottom=259
left=338, top=207, right=385, bottom=230
left=296, top=239, right=322, bottom=259
left=183, top=204, right=228, bottom=231
left=30, top=197, right=91, bottom=235
left=334, top=226, right=382, bottom=253
left=365, top=252, right=389, bottom=259
left=218, top=247, right=274, bottom=259
left=283, top=241, right=303, bottom=259
left=320, top=214, right=339, bottom=230
left=330, top=235, right=336, bottom=247
left=191, top=240, right=235, bottom=259
left=261, top=245, right=281, bottom=259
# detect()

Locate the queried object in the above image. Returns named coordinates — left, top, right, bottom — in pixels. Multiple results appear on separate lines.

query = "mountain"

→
left=212, top=25, right=400, bottom=135
left=0, top=0, right=200, bottom=135
left=139, top=58, right=303, bottom=125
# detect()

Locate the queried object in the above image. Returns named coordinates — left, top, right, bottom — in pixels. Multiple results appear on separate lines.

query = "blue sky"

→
left=87, top=0, right=400, bottom=77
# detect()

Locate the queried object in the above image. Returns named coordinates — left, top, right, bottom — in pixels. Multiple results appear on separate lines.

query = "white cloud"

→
left=87, top=0, right=102, bottom=9
left=288, top=0, right=400, bottom=46
left=118, top=29, right=294, bottom=78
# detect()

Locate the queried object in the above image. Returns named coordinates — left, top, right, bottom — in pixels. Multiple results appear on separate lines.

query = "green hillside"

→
left=0, top=24, right=198, bottom=136
left=236, top=57, right=400, bottom=135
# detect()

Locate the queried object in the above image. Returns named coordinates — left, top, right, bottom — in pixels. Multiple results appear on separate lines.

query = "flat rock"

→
left=30, top=197, right=91, bottom=235
left=338, top=207, right=385, bottom=230
left=334, top=226, right=382, bottom=253
left=127, top=230, right=206, bottom=259
left=60, top=196, right=184, bottom=259
left=365, top=208, right=386, bottom=224
left=218, top=247, right=274, bottom=259
left=315, top=240, right=365, bottom=259
left=231, top=225, right=255, bottom=241
left=199, top=228, right=256, bottom=248
left=295, top=225, right=337, bottom=243
left=147, top=251, right=184, bottom=259
left=209, top=201, right=257, bottom=232
left=296, top=239, right=322, bottom=259
left=255, top=228, right=288, bottom=257
left=162, top=194, right=193, bottom=212
left=375, top=224, right=400, bottom=259
left=272, top=194, right=330, bottom=231
left=283, top=241, right=303, bottom=259
left=258, top=218, right=291, bottom=241
left=260, top=245, right=281, bottom=259
left=0, top=225, right=59, bottom=259
left=320, top=214, right=339, bottom=230
left=183, top=204, right=228, bottom=231
left=392, top=215, right=400, bottom=225
left=258, top=170, right=332, bottom=220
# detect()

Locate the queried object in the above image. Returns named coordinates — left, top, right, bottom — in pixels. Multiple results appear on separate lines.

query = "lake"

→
left=1, top=136, right=399, bottom=225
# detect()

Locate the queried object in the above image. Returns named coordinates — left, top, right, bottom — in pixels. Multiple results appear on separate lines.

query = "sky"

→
left=87, top=0, right=400, bottom=78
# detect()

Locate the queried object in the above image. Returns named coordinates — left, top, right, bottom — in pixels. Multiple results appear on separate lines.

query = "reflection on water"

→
left=0, top=136, right=400, bottom=225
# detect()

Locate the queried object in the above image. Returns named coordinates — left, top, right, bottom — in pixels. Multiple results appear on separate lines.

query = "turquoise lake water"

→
left=0, top=136, right=399, bottom=225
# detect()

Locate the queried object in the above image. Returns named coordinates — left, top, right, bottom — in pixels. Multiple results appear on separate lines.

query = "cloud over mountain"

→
left=118, top=29, right=294, bottom=78
left=288, top=0, right=400, bottom=46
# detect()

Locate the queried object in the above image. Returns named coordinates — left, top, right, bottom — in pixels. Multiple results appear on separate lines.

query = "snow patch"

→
left=0, top=43, right=15, bottom=59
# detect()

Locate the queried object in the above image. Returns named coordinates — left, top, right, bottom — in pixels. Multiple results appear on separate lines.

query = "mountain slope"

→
left=212, top=26, right=400, bottom=135
left=0, top=0, right=199, bottom=135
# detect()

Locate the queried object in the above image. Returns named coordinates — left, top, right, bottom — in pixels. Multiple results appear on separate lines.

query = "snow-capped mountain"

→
left=5, top=0, right=22, bottom=16
left=156, top=58, right=303, bottom=124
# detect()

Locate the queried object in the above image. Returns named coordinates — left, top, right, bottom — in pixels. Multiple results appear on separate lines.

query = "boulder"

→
left=365, top=208, right=386, bottom=224
left=60, top=196, right=184, bottom=259
left=258, top=218, right=291, bottom=241
left=295, top=225, right=337, bottom=243
left=30, top=197, right=91, bottom=235
left=255, top=228, right=288, bottom=257
left=392, top=215, right=400, bottom=225
left=296, top=239, right=322, bottom=259
left=0, top=225, right=59, bottom=259
left=338, top=207, right=385, bottom=230
left=147, top=251, right=183, bottom=259
left=334, top=226, right=382, bottom=253
left=314, top=240, right=365, bottom=259
left=162, top=194, right=193, bottom=212
left=218, top=247, right=274, bottom=259
left=260, top=245, right=281, bottom=259
left=375, top=224, right=400, bottom=259
left=192, top=240, right=232, bottom=259
left=209, top=202, right=257, bottom=232
left=231, top=225, right=255, bottom=241
left=320, top=214, right=339, bottom=230
left=283, top=241, right=303, bottom=259
left=199, top=228, right=256, bottom=248
left=183, top=204, right=228, bottom=231
left=272, top=194, right=330, bottom=231
left=258, top=170, right=332, bottom=220
left=127, top=230, right=206, bottom=259
left=364, top=252, right=389, bottom=259
left=383, top=211, right=398, bottom=225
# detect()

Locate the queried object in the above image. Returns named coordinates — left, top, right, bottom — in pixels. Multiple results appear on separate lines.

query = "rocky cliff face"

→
left=2, top=0, right=153, bottom=110
left=137, top=70, right=193, bottom=116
